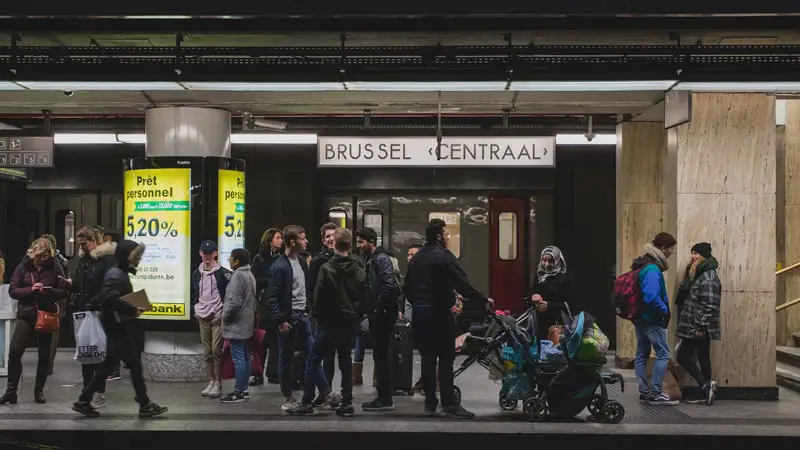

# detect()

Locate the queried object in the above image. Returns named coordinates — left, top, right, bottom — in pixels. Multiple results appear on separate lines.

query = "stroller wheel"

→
left=601, top=400, right=625, bottom=424
left=587, top=394, right=605, bottom=417
left=452, top=386, right=462, bottom=405
left=523, top=397, right=547, bottom=422
left=498, top=392, right=518, bottom=411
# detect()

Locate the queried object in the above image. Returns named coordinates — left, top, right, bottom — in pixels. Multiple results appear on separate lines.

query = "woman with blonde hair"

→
left=1, top=238, right=68, bottom=404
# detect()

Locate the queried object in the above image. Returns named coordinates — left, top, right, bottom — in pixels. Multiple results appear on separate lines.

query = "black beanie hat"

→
left=691, top=242, right=712, bottom=258
left=652, top=232, right=677, bottom=250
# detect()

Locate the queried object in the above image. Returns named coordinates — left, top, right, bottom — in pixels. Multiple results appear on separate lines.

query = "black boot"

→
left=0, top=381, right=18, bottom=405
left=34, top=389, right=46, bottom=404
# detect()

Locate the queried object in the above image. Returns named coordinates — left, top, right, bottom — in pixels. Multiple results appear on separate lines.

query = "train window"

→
left=498, top=212, right=518, bottom=261
left=54, top=209, right=76, bottom=258
left=428, top=212, right=461, bottom=259
left=362, top=210, right=383, bottom=248
left=112, top=198, right=123, bottom=232
left=328, top=209, right=348, bottom=229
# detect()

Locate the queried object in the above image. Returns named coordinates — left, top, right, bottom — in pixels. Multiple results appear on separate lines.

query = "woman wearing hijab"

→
left=675, top=242, right=721, bottom=406
left=528, top=246, right=573, bottom=342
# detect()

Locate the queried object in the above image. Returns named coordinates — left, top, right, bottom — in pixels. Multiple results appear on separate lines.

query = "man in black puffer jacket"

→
left=72, top=240, right=168, bottom=419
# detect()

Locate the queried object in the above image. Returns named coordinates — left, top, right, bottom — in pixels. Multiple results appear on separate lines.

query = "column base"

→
left=142, top=331, right=206, bottom=382
left=682, top=385, right=778, bottom=401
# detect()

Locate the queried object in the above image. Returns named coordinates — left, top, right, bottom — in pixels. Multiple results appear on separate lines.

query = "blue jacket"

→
left=633, top=257, right=670, bottom=327
left=265, top=253, right=309, bottom=325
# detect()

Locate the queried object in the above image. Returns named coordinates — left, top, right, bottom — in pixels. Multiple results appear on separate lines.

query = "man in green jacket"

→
left=286, top=228, right=366, bottom=418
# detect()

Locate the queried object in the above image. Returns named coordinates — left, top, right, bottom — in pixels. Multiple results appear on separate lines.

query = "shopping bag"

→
left=73, top=311, right=107, bottom=364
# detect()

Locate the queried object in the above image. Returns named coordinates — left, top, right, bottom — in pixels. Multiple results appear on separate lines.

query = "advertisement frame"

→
left=122, top=157, right=205, bottom=332
left=204, top=158, right=247, bottom=268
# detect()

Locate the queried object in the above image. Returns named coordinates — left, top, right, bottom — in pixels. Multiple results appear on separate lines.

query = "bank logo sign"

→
left=317, top=136, right=555, bottom=168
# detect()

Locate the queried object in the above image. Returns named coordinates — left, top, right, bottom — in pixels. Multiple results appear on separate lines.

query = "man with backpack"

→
left=615, top=232, right=678, bottom=406
left=355, top=227, right=400, bottom=412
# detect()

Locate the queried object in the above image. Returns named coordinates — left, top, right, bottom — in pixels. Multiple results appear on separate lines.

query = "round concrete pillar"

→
left=145, top=106, right=231, bottom=158
left=141, top=106, right=231, bottom=382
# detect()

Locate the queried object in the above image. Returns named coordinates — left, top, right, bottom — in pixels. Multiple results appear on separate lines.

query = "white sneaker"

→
left=326, top=392, right=342, bottom=408
left=91, top=393, right=106, bottom=409
left=208, top=382, right=222, bottom=399
left=281, top=396, right=297, bottom=411
left=201, top=381, right=215, bottom=396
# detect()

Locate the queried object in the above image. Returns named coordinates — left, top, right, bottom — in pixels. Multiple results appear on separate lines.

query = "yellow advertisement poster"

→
left=123, top=168, right=191, bottom=320
left=218, top=169, right=245, bottom=269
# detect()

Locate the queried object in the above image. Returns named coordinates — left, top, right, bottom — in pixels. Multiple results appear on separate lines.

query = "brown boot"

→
left=353, top=362, right=364, bottom=386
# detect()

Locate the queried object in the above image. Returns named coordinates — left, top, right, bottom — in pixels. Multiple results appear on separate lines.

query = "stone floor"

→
left=0, top=349, right=799, bottom=439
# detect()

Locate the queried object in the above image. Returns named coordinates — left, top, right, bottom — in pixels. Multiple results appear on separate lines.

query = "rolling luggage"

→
left=391, top=320, right=414, bottom=395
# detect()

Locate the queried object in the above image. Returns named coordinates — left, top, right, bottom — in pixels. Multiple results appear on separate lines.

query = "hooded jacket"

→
left=364, top=247, right=399, bottom=314
left=190, top=262, right=231, bottom=319
left=221, top=264, right=257, bottom=340
left=91, top=240, right=145, bottom=331
left=313, top=253, right=367, bottom=324
left=307, top=248, right=334, bottom=303
left=73, top=242, right=117, bottom=312
left=631, top=253, right=670, bottom=328
left=9, top=255, right=68, bottom=321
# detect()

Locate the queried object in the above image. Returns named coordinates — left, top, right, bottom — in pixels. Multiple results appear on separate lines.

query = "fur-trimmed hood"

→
left=115, top=240, right=145, bottom=274
left=90, top=241, right=117, bottom=260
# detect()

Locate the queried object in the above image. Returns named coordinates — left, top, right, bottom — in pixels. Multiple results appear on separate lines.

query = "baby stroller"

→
left=452, top=306, right=626, bottom=423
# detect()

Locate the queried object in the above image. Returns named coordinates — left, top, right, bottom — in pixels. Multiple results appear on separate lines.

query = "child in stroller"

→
left=452, top=306, right=626, bottom=423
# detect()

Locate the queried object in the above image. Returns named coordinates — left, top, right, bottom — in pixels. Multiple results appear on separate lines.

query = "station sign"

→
left=0, top=131, right=54, bottom=168
left=123, top=167, right=192, bottom=321
left=317, top=136, right=555, bottom=168
left=217, top=168, right=246, bottom=270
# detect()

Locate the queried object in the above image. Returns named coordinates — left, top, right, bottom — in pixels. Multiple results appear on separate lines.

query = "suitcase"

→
left=391, top=320, right=415, bottom=395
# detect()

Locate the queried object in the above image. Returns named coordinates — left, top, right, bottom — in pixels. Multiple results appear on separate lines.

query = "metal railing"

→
left=776, top=261, right=800, bottom=311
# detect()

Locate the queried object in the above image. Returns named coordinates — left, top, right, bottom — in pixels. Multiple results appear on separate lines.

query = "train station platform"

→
left=0, top=351, right=798, bottom=450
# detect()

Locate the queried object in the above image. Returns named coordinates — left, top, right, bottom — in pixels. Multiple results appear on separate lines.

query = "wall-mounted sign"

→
left=0, top=132, right=54, bottom=168
left=123, top=168, right=192, bottom=320
left=218, top=169, right=246, bottom=269
left=665, top=90, right=692, bottom=129
left=318, top=136, right=556, bottom=168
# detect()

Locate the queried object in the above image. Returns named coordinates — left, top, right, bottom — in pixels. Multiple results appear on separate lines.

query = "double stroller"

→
left=452, top=306, right=626, bottom=423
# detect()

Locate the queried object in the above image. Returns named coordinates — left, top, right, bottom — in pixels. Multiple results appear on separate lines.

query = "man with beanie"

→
left=191, top=240, right=232, bottom=399
left=675, top=242, right=721, bottom=406
left=631, top=232, right=677, bottom=406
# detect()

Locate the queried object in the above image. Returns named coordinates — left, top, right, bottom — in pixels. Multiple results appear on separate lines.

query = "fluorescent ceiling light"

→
left=0, top=81, right=25, bottom=90
left=346, top=81, right=508, bottom=91
left=54, top=133, right=318, bottom=145
left=511, top=81, right=677, bottom=91
left=230, top=133, right=317, bottom=144
left=182, top=82, right=345, bottom=91
left=18, top=81, right=185, bottom=91
left=556, top=134, right=616, bottom=145
left=675, top=82, right=800, bottom=92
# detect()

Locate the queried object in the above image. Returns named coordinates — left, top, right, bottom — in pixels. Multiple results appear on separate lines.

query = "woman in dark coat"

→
left=1, top=238, right=68, bottom=405
left=529, top=245, right=574, bottom=342
left=249, top=228, right=283, bottom=386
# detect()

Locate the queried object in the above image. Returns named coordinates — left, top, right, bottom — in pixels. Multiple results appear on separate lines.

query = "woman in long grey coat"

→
left=675, top=242, right=721, bottom=406
left=220, top=248, right=257, bottom=403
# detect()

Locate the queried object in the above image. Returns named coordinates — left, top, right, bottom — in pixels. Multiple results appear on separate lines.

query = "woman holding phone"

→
left=1, top=238, right=68, bottom=405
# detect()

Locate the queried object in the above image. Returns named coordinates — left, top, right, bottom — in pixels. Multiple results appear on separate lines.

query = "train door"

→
left=489, top=197, right=526, bottom=312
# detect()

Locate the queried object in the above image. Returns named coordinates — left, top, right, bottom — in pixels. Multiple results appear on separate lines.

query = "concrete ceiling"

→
left=0, top=90, right=664, bottom=116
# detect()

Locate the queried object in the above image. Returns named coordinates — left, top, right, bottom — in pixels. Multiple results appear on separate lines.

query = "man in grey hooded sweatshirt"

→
left=220, top=248, right=257, bottom=403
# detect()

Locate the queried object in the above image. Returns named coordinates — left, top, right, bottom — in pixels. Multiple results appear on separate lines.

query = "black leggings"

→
left=676, top=335, right=712, bottom=387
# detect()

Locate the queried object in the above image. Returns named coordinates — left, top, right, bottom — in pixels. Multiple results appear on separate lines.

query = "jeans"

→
left=7, top=318, right=52, bottom=392
left=229, top=339, right=250, bottom=393
left=676, top=335, right=712, bottom=387
left=370, top=310, right=394, bottom=403
left=322, top=350, right=336, bottom=386
left=302, top=320, right=356, bottom=405
left=199, top=316, right=223, bottom=381
left=634, top=320, right=670, bottom=396
left=413, top=308, right=456, bottom=407
left=79, top=326, right=150, bottom=406
left=81, top=363, right=106, bottom=394
left=354, top=334, right=366, bottom=363
left=277, top=312, right=326, bottom=398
